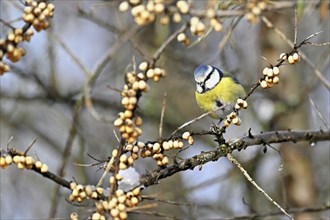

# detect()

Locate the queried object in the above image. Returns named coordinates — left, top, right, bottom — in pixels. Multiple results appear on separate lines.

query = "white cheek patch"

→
left=196, top=84, right=203, bottom=93
left=205, top=69, right=220, bottom=90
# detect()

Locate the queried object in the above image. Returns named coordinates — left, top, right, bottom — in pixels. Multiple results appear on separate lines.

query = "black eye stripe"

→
left=204, top=67, right=214, bottom=82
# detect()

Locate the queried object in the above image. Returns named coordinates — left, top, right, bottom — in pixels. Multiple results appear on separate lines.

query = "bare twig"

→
left=150, top=24, right=188, bottom=66
left=309, top=97, right=330, bottom=129
left=49, top=99, right=82, bottom=218
left=227, top=153, right=293, bottom=220
left=50, top=34, right=91, bottom=78
left=171, top=104, right=229, bottom=137
left=159, top=93, right=167, bottom=139
left=23, top=138, right=37, bottom=155
left=294, top=6, right=298, bottom=46
left=83, top=26, right=139, bottom=123
left=222, top=205, right=330, bottom=220
left=96, top=154, right=115, bottom=187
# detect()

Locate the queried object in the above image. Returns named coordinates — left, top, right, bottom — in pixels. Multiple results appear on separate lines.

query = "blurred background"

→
left=0, top=1, right=329, bottom=219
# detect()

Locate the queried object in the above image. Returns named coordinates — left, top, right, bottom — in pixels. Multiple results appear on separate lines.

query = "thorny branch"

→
left=141, top=129, right=330, bottom=187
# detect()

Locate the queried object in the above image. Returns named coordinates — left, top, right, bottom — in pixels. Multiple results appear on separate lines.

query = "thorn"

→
left=248, top=128, right=254, bottom=138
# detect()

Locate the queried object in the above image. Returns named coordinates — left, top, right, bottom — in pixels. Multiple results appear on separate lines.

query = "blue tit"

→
left=194, top=65, right=246, bottom=120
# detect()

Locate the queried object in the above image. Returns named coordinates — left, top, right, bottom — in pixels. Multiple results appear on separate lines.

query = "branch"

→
left=140, top=129, right=330, bottom=187
left=227, top=153, right=292, bottom=219
left=222, top=205, right=330, bottom=220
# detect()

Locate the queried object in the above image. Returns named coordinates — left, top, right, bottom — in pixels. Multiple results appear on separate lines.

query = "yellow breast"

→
left=195, top=77, right=245, bottom=118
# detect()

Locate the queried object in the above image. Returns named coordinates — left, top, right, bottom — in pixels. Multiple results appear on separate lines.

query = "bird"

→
left=194, top=65, right=246, bottom=121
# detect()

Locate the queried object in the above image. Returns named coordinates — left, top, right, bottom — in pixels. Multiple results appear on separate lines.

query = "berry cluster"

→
left=113, top=62, right=165, bottom=144
left=69, top=182, right=104, bottom=203
left=119, top=0, right=165, bottom=25
left=114, top=72, right=148, bottom=144
left=0, top=153, right=48, bottom=172
left=224, top=112, right=241, bottom=127
left=244, top=0, right=267, bottom=24
left=0, top=28, right=34, bottom=74
left=223, top=98, right=248, bottom=127
left=117, top=0, right=224, bottom=47
left=22, top=0, right=55, bottom=32
left=91, top=188, right=141, bottom=220
left=260, top=66, right=280, bottom=89
left=119, top=135, right=193, bottom=169
left=260, top=52, right=300, bottom=89
left=287, top=52, right=301, bottom=64
left=0, top=0, right=54, bottom=75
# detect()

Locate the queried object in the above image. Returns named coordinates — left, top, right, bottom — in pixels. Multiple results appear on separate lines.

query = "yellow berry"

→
left=0, top=157, right=6, bottom=167
left=280, top=53, right=287, bottom=60
left=40, top=164, right=48, bottom=172
left=288, top=55, right=295, bottom=64
left=177, top=0, right=190, bottom=14
left=292, top=52, right=300, bottom=62
left=162, top=141, right=170, bottom=150
left=272, top=76, right=280, bottom=84
left=258, top=2, right=267, bottom=10
left=251, top=6, right=261, bottom=16
left=112, top=149, right=118, bottom=157
left=260, top=80, right=268, bottom=88
left=188, top=136, right=194, bottom=145
left=119, top=1, right=129, bottom=12
left=266, top=68, right=274, bottom=77
left=96, top=187, right=103, bottom=195
left=172, top=12, right=182, bottom=23
left=92, top=212, right=101, bottom=220
left=119, top=211, right=127, bottom=219
left=232, top=117, right=241, bottom=126
left=110, top=209, right=119, bottom=217
left=162, top=156, right=169, bottom=166
left=114, top=118, right=123, bottom=127
left=131, top=196, right=139, bottom=206
left=5, top=155, right=12, bottom=165
left=132, top=187, right=140, bottom=196
left=182, top=131, right=190, bottom=140
left=120, top=154, right=128, bottom=163
left=154, top=3, right=165, bottom=13
left=25, top=156, right=35, bottom=166
left=115, top=174, right=123, bottom=181
left=139, top=62, right=148, bottom=71
left=35, top=161, right=42, bottom=169
left=159, top=16, right=170, bottom=25
left=242, top=101, right=248, bottom=109
left=263, top=67, right=269, bottom=76
left=119, top=162, right=127, bottom=170
left=177, top=33, right=187, bottom=42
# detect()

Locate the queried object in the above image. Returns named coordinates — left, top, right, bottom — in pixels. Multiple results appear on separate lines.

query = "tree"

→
left=0, top=1, right=329, bottom=219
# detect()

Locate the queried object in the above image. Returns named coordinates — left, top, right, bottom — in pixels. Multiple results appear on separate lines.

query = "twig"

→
left=226, top=153, right=293, bottom=220
left=294, top=6, right=298, bottom=46
left=6, top=136, right=14, bottom=148
left=96, top=154, right=115, bottom=187
left=309, top=97, right=330, bottom=129
left=49, top=99, right=82, bottom=218
left=50, top=33, right=91, bottom=78
left=23, top=138, right=37, bottom=155
left=150, top=23, right=188, bottom=66
left=261, top=16, right=330, bottom=91
left=171, top=104, right=229, bottom=137
left=222, top=204, right=330, bottom=220
left=159, top=93, right=167, bottom=139
left=141, top=196, right=195, bottom=207
left=83, top=26, right=139, bottom=123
